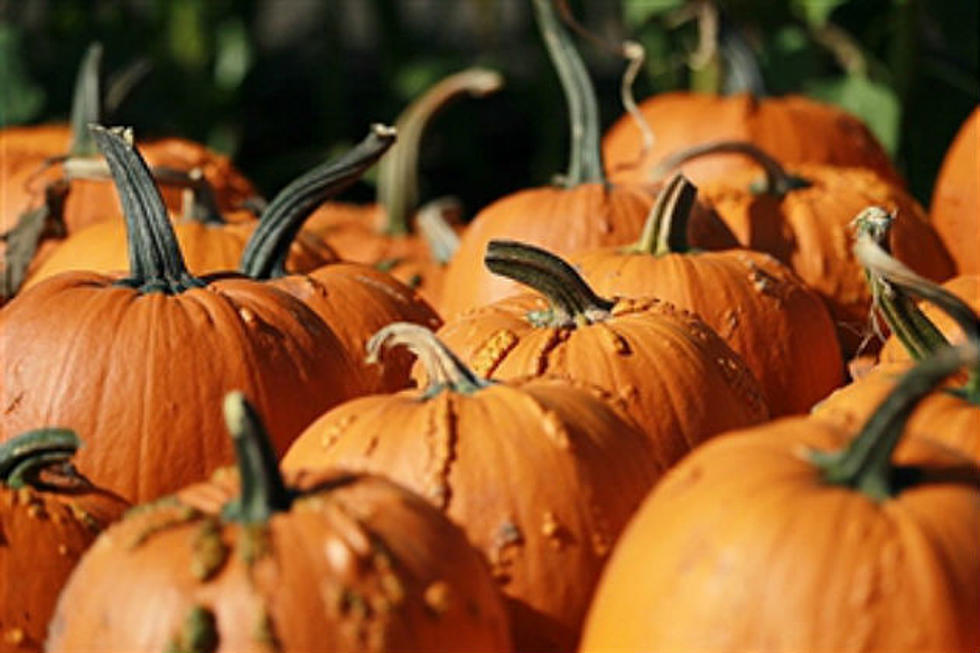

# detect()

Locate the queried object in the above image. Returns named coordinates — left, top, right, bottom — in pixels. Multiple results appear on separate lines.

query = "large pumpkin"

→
left=0, top=126, right=364, bottom=503
left=581, top=344, right=980, bottom=653
left=437, top=241, right=769, bottom=461
left=0, top=429, right=127, bottom=653
left=47, top=393, right=511, bottom=653
left=930, top=106, right=979, bottom=275
left=572, top=173, right=843, bottom=415
left=283, top=323, right=659, bottom=652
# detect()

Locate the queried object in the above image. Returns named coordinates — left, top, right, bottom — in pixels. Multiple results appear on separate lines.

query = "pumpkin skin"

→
left=602, top=92, right=902, bottom=187
left=47, top=397, right=511, bottom=653
left=0, top=430, right=128, bottom=653
left=930, top=107, right=979, bottom=275
left=282, top=324, right=659, bottom=653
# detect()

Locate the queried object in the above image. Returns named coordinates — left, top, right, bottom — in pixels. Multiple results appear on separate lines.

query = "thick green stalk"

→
left=239, top=124, right=396, bottom=279
left=68, top=43, right=103, bottom=157
left=652, top=141, right=811, bottom=196
left=0, top=428, right=80, bottom=489
left=629, top=173, right=698, bottom=255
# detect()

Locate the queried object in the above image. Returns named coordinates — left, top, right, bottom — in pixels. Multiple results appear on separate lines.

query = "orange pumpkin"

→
left=0, top=127, right=364, bottom=503
left=283, top=323, right=659, bottom=652
left=602, top=91, right=901, bottom=188
left=930, top=107, right=979, bottom=275
left=436, top=241, right=769, bottom=461
left=0, top=429, right=127, bottom=653
left=572, top=173, right=843, bottom=415
left=47, top=393, right=511, bottom=653
left=581, top=344, right=980, bottom=653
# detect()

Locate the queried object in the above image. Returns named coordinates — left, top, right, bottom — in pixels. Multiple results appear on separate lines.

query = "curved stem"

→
left=629, top=173, right=698, bottom=255
left=652, top=141, right=811, bottom=196
left=377, top=68, right=503, bottom=236
left=0, top=428, right=80, bottom=489
left=91, top=125, right=204, bottom=294
left=221, top=392, right=293, bottom=524
left=366, top=323, right=489, bottom=396
left=415, top=197, right=461, bottom=265
left=484, top=240, right=615, bottom=327
left=1, top=179, right=70, bottom=301
left=240, top=124, right=396, bottom=279
left=68, top=42, right=103, bottom=157
left=813, top=344, right=978, bottom=500
left=532, top=0, right=605, bottom=187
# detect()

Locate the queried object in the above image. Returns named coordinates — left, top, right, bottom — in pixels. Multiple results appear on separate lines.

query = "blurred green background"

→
left=2, top=0, right=977, bottom=212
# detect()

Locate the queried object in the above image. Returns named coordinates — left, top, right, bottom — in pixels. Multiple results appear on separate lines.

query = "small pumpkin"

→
left=572, top=173, right=844, bottom=415
left=283, top=323, right=659, bottom=652
left=581, top=344, right=980, bottom=653
left=0, top=126, right=364, bottom=503
left=930, top=106, right=979, bottom=275
left=436, top=240, right=769, bottom=461
left=46, top=392, right=511, bottom=653
left=0, top=429, right=127, bottom=653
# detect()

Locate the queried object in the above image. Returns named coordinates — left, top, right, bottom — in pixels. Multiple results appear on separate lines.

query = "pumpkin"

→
left=572, top=173, right=843, bottom=415
left=0, top=126, right=364, bottom=503
left=47, top=392, right=511, bottom=653
left=436, top=240, right=769, bottom=461
left=283, top=323, right=659, bottom=652
left=303, top=68, right=502, bottom=305
left=581, top=343, right=980, bottom=653
left=0, top=429, right=127, bottom=653
left=237, top=124, right=442, bottom=393
left=655, top=141, right=954, bottom=356
left=602, top=91, right=902, bottom=188
left=930, top=106, right=979, bottom=275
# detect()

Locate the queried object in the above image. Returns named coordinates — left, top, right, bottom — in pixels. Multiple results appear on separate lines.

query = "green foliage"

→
left=806, top=74, right=901, bottom=153
left=0, top=26, right=45, bottom=125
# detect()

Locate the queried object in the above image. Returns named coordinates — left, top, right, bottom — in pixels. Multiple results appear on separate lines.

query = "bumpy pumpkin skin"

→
left=436, top=296, right=768, bottom=463
left=1, top=469, right=127, bottom=653
left=283, top=377, right=660, bottom=652
left=47, top=468, right=511, bottom=653
left=573, top=247, right=844, bottom=415
left=580, top=418, right=980, bottom=653
left=0, top=274, right=364, bottom=503
left=269, top=263, right=442, bottom=393
left=699, top=163, right=954, bottom=356
left=602, top=92, right=901, bottom=187
left=930, top=107, right=979, bottom=275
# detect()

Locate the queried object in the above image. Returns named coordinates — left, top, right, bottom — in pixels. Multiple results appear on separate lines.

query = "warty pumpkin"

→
left=929, top=106, right=979, bottom=275
left=581, top=343, right=980, bottom=653
left=46, top=392, right=511, bottom=653
left=0, top=429, right=127, bottom=653
left=436, top=240, right=769, bottom=463
left=0, top=126, right=365, bottom=503
left=282, top=323, right=659, bottom=652
left=572, top=173, right=843, bottom=415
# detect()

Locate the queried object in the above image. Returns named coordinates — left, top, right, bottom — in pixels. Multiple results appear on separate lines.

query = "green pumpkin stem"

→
left=239, top=124, right=396, bottom=279
left=652, top=141, right=811, bottom=196
left=630, top=173, right=698, bottom=255
left=91, top=125, right=205, bottom=294
left=416, top=197, right=461, bottom=265
left=377, top=68, right=502, bottom=236
left=814, top=344, right=979, bottom=501
left=485, top=240, right=615, bottom=327
left=367, top=323, right=490, bottom=397
left=221, top=392, right=293, bottom=524
left=68, top=43, right=103, bottom=157
left=532, top=0, right=605, bottom=187
left=0, top=428, right=81, bottom=490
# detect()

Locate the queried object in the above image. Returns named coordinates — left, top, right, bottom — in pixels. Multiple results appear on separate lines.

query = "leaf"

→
left=622, top=0, right=685, bottom=30
left=790, top=0, right=848, bottom=27
left=0, top=26, right=45, bottom=126
left=805, top=75, right=902, bottom=154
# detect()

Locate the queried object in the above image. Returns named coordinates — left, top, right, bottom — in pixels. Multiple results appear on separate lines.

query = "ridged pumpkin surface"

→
left=930, top=107, right=979, bottom=275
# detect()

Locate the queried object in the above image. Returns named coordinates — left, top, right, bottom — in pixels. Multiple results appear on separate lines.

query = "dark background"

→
left=2, top=0, right=977, bottom=215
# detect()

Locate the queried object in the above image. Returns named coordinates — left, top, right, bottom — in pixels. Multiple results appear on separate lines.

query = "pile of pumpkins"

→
left=1, top=2, right=978, bottom=652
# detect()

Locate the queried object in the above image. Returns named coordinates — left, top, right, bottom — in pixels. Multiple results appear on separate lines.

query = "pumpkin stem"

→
left=377, top=68, right=503, bottom=237
left=629, top=173, right=698, bottom=255
left=652, top=141, right=811, bottom=196
left=813, top=344, right=979, bottom=501
left=484, top=240, right=615, bottom=327
left=239, top=124, right=396, bottom=279
left=0, top=179, right=70, bottom=302
left=221, top=392, right=293, bottom=524
left=416, top=197, right=461, bottom=265
left=367, top=323, right=490, bottom=397
left=532, top=0, right=605, bottom=187
left=68, top=43, right=103, bottom=157
left=0, top=428, right=81, bottom=490
left=91, top=125, right=205, bottom=294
